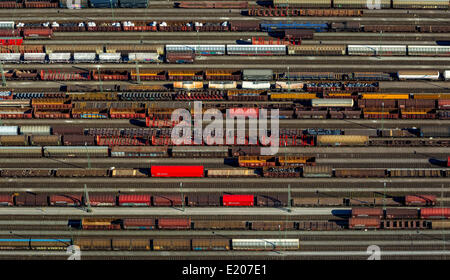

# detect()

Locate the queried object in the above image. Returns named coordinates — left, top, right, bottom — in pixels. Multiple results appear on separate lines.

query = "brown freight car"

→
left=191, top=239, right=230, bottom=250
left=381, top=220, right=428, bottom=230
left=15, top=193, right=48, bottom=206
left=55, top=169, right=109, bottom=177
left=351, top=208, right=383, bottom=218
left=298, top=221, right=342, bottom=231
left=152, top=194, right=184, bottom=207
left=153, top=239, right=191, bottom=251
left=74, top=238, right=112, bottom=251
left=256, top=193, right=288, bottom=207
left=122, top=218, right=156, bottom=230
left=363, top=25, right=416, bottom=32
left=158, top=218, right=191, bottom=229
left=88, top=194, right=116, bottom=207
left=385, top=208, right=418, bottom=219
left=334, top=169, right=386, bottom=178
left=192, top=220, right=247, bottom=230
left=251, top=221, right=295, bottom=231
left=112, top=239, right=151, bottom=251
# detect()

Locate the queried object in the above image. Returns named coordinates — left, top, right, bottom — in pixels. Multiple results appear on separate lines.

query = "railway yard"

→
left=0, top=0, right=450, bottom=261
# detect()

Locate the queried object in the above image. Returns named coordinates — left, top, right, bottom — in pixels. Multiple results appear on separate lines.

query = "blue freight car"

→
left=260, top=22, right=329, bottom=32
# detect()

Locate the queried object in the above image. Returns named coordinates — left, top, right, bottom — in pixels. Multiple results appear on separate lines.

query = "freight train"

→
left=0, top=164, right=448, bottom=178
left=1, top=93, right=449, bottom=120
left=0, top=237, right=299, bottom=251
left=2, top=44, right=450, bottom=64
left=3, top=20, right=450, bottom=36
left=0, top=192, right=439, bottom=208
left=272, top=0, right=450, bottom=9
left=1, top=0, right=448, bottom=9
left=349, top=207, right=450, bottom=230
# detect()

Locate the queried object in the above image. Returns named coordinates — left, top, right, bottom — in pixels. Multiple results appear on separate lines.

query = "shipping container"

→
left=118, top=194, right=151, bottom=206
left=222, top=195, right=254, bottom=206
left=317, top=135, right=369, bottom=146
left=348, top=218, right=380, bottom=229
left=421, top=208, right=450, bottom=219
left=405, top=195, right=436, bottom=206
left=151, top=166, right=204, bottom=177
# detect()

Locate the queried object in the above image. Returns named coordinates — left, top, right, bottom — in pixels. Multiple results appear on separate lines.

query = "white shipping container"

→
left=398, top=71, right=440, bottom=80
left=408, top=45, right=450, bottom=56
left=444, top=70, right=450, bottom=80
left=0, top=126, right=19, bottom=136
left=208, top=81, right=237, bottom=89
left=128, top=52, right=160, bottom=63
left=20, top=125, right=51, bottom=135
left=48, top=52, right=71, bottom=63
left=0, top=53, right=21, bottom=63
left=312, top=98, right=354, bottom=107
left=275, top=81, right=304, bottom=90
left=99, top=53, right=121, bottom=63
left=73, top=52, right=96, bottom=62
left=348, top=45, right=407, bottom=56
left=23, top=53, right=46, bottom=62
left=242, top=81, right=271, bottom=90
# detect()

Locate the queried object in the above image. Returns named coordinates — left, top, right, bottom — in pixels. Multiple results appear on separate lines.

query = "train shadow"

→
left=429, top=158, right=448, bottom=167
left=224, top=157, right=239, bottom=167
left=129, top=119, right=147, bottom=127
left=331, top=209, right=351, bottom=218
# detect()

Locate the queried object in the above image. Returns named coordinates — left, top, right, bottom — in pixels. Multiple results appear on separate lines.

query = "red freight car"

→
left=118, top=194, right=151, bottom=206
left=351, top=208, right=383, bottom=218
left=421, top=208, right=450, bottom=219
left=23, top=28, right=53, bottom=39
left=348, top=218, right=381, bottom=229
left=222, top=195, right=255, bottom=206
left=0, top=194, right=13, bottom=206
left=158, top=218, right=191, bottom=229
left=404, top=195, right=437, bottom=206
left=49, top=194, right=82, bottom=206
left=438, top=100, right=450, bottom=110
left=151, top=166, right=204, bottom=177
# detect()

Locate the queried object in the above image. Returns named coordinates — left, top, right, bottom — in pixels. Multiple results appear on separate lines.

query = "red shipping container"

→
left=158, top=218, right=191, bottom=229
left=222, top=195, right=255, bottom=206
left=349, top=218, right=380, bottom=229
left=23, top=28, right=53, bottom=39
left=405, top=195, right=437, bottom=206
left=0, top=194, right=13, bottom=206
left=351, top=207, right=383, bottom=218
left=118, top=194, right=151, bottom=206
left=49, top=194, right=82, bottom=206
left=151, top=166, right=204, bottom=177
left=421, top=208, right=450, bottom=219
left=438, top=100, right=450, bottom=110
